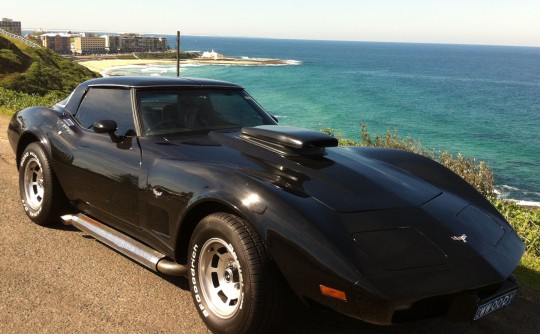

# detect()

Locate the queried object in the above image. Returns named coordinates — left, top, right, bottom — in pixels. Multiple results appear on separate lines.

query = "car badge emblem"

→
left=451, top=234, right=468, bottom=243
left=152, top=188, right=163, bottom=198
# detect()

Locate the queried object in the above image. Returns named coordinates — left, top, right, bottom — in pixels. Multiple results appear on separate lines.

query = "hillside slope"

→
left=0, top=36, right=32, bottom=74
left=0, top=35, right=100, bottom=96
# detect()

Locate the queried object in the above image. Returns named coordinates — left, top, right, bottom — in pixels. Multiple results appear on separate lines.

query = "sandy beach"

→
left=77, top=57, right=293, bottom=75
left=77, top=59, right=176, bottom=73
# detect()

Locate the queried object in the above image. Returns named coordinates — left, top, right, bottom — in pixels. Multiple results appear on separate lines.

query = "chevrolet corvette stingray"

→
left=7, top=77, right=525, bottom=333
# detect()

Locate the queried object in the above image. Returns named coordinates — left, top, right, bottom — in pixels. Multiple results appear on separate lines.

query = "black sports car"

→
left=7, top=77, right=525, bottom=333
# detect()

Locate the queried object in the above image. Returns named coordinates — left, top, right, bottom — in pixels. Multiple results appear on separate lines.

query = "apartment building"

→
left=118, top=34, right=168, bottom=52
left=0, top=18, right=22, bottom=35
left=41, top=33, right=71, bottom=54
left=69, top=32, right=169, bottom=54
left=102, top=34, right=121, bottom=53
left=74, top=34, right=106, bottom=54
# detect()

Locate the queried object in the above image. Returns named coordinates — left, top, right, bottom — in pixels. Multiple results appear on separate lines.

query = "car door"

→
left=62, top=87, right=142, bottom=230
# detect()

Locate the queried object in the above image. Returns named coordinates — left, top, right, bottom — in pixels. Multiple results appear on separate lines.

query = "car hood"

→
left=187, top=127, right=442, bottom=212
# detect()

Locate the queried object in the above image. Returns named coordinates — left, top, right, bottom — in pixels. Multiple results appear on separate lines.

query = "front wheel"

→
left=19, top=143, right=66, bottom=226
left=188, top=213, right=287, bottom=334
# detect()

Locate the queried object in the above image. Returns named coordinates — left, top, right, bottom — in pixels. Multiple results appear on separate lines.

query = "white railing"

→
left=0, top=28, right=42, bottom=48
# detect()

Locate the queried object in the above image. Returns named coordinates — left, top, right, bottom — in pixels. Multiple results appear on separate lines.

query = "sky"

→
left=3, top=0, right=540, bottom=46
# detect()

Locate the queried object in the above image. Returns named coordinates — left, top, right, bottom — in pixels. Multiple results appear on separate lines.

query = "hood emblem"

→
left=451, top=234, right=468, bottom=243
left=152, top=188, right=163, bottom=198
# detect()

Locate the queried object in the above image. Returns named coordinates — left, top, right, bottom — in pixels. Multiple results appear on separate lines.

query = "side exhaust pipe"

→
left=62, top=214, right=187, bottom=277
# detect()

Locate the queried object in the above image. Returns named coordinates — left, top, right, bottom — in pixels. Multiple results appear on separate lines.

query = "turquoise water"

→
left=106, top=36, right=540, bottom=204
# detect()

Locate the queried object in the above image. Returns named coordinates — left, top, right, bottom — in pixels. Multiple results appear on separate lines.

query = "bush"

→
left=492, top=199, right=540, bottom=257
left=0, top=87, right=62, bottom=115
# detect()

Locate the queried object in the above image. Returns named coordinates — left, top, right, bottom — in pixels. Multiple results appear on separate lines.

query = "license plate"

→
left=473, top=290, right=517, bottom=320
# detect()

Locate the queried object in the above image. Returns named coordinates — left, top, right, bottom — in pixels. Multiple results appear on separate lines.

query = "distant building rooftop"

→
left=0, top=17, right=21, bottom=35
left=41, top=32, right=72, bottom=38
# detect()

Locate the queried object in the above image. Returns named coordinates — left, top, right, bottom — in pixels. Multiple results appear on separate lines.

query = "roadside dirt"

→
left=1, top=114, right=538, bottom=333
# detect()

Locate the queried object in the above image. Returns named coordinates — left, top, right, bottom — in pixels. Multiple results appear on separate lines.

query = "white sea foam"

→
left=141, top=67, right=168, bottom=74
left=499, top=185, right=521, bottom=191
left=285, top=59, right=303, bottom=65
left=495, top=184, right=540, bottom=207
left=100, top=56, right=301, bottom=77
left=513, top=200, right=540, bottom=207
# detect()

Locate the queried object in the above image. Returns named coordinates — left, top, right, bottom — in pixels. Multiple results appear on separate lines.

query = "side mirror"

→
left=93, top=120, right=118, bottom=134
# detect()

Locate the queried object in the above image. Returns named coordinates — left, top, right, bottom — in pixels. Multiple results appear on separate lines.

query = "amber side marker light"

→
left=320, top=285, right=347, bottom=301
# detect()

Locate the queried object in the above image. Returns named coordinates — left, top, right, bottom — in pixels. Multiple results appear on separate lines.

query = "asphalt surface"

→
left=1, top=114, right=539, bottom=333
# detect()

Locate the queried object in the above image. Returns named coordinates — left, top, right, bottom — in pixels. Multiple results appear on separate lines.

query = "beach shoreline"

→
left=76, top=55, right=295, bottom=75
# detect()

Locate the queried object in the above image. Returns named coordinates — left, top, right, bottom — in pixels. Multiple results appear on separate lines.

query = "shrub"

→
left=0, top=87, right=62, bottom=115
left=492, top=199, right=540, bottom=257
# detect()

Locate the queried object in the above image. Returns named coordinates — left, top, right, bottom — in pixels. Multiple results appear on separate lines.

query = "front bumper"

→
left=313, top=276, right=519, bottom=325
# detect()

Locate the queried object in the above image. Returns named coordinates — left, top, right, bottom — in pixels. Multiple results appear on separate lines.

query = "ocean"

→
left=105, top=35, right=540, bottom=205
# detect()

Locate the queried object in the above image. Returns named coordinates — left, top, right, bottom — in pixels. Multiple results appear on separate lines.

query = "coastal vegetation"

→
left=0, top=87, right=63, bottom=115
left=0, top=35, right=99, bottom=96
left=0, top=32, right=538, bottom=290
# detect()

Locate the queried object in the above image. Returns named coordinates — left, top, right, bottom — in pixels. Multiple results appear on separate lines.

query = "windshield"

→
left=137, top=89, right=276, bottom=135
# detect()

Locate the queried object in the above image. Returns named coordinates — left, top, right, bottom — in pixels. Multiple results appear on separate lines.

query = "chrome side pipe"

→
left=61, top=214, right=187, bottom=276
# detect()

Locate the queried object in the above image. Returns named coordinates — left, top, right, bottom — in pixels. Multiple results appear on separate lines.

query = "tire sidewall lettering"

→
left=189, top=215, right=264, bottom=333
left=190, top=243, right=209, bottom=317
left=20, top=150, right=40, bottom=169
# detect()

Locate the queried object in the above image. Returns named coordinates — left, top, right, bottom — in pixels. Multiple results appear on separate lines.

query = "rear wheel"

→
left=188, top=213, right=287, bottom=334
left=19, top=143, right=66, bottom=226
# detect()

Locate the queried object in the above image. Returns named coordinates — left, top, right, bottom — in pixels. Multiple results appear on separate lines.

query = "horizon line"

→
left=20, top=27, right=540, bottom=49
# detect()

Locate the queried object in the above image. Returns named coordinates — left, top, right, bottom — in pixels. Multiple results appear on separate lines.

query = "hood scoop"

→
left=240, top=125, right=338, bottom=157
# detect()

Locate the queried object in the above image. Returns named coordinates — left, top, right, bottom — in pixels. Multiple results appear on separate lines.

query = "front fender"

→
left=145, top=158, right=363, bottom=295
left=8, top=107, right=63, bottom=167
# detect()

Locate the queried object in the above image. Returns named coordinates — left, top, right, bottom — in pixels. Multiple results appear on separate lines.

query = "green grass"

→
left=516, top=253, right=540, bottom=292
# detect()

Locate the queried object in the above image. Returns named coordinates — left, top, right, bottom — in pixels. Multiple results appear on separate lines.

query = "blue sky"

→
left=3, top=0, right=539, bottom=46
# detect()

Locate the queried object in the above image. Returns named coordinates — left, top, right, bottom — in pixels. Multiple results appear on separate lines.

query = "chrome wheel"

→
left=19, top=143, right=68, bottom=226
left=23, top=156, right=44, bottom=211
left=199, top=237, right=244, bottom=319
left=189, top=213, right=287, bottom=333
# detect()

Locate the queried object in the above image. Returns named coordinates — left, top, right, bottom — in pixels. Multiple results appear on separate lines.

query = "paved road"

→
left=1, top=114, right=539, bottom=333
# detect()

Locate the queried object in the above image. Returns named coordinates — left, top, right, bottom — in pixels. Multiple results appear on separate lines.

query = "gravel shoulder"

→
left=1, top=114, right=538, bottom=333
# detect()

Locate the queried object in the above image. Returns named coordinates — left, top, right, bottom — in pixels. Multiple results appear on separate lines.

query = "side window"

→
left=208, top=91, right=264, bottom=126
left=76, top=88, right=135, bottom=135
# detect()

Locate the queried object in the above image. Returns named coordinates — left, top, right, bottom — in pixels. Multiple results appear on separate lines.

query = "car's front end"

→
left=208, top=125, right=525, bottom=325
left=264, top=180, right=524, bottom=325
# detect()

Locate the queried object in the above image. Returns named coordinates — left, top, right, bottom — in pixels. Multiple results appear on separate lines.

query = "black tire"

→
left=18, top=142, right=66, bottom=226
left=188, top=213, right=287, bottom=334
